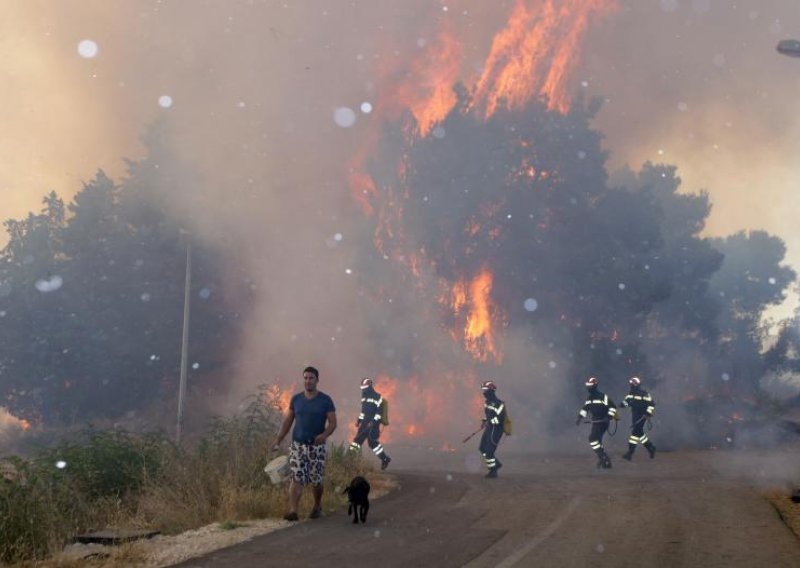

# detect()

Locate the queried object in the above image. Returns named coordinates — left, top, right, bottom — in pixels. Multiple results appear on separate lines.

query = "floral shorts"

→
left=289, top=441, right=327, bottom=486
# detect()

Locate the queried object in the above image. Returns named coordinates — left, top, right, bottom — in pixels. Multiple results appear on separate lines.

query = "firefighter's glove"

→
left=612, top=415, right=620, bottom=422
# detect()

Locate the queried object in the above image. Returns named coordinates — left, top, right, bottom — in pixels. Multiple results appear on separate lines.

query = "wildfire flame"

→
left=343, top=0, right=616, bottom=441
left=472, top=0, right=617, bottom=118
left=0, top=406, right=32, bottom=434
left=392, top=23, right=463, bottom=137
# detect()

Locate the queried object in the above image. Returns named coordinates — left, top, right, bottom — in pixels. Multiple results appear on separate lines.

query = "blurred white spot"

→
left=55, top=460, right=67, bottom=469
left=360, top=102, right=373, bottom=114
left=445, top=473, right=453, bottom=481
left=35, top=275, right=63, bottom=293
left=237, top=101, right=246, bottom=108
left=618, top=283, right=626, bottom=291
left=657, top=149, right=665, bottom=156
left=140, top=293, right=151, bottom=302
left=77, top=39, right=98, bottom=59
left=644, top=264, right=650, bottom=270
left=334, top=233, right=343, bottom=242
left=721, top=373, right=730, bottom=382
left=442, top=5, right=448, bottom=11
left=768, top=277, right=776, bottom=285
left=596, top=543, right=605, bottom=553
left=677, top=102, right=688, bottom=111
left=659, top=0, right=678, bottom=13
left=192, top=362, right=200, bottom=370
left=199, top=288, right=212, bottom=299
left=726, top=436, right=733, bottom=443
left=581, top=80, right=589, bottom=87
left=432, top=126, right=446, bottom=139
left=416, top=38, right=427, bottom=48
left=345, top=268, right=353, bottom=275
left=548, top=361, right=557, bottom=369
left=333, top=107, right=356, bottom=128
left=577, top=150, right=587, bottom=159
left=373, top=530, right=381, bottom=538
left=429, top=487, right=436, bottom=493
left=524, top=298, right=538, bottom=312
left=158, top=95, right=173, bottom=108
left=615, top=349, right=623, bottom=355
left=0, top=310, right=6, bottom=317
left=712, top=54, right=726, bottom=67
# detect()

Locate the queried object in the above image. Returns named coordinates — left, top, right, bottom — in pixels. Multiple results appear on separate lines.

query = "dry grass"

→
left=1, top=387, right=374, bottom=565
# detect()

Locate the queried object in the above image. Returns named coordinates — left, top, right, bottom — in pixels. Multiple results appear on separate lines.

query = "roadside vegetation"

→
left=0, top=387, right=371, bottom=565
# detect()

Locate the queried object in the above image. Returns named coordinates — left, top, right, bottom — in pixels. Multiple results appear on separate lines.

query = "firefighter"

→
left=620, top=376, right=656, bottom=460
left=348, top=378, right=391, bottom=470
left=479, top=380, right=506, bottom=479
left=575, top=377, right=617, bottom=469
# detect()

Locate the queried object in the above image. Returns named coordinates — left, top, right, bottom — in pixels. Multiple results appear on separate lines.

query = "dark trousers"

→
left=479, top=425, right=503, bottom=470
left=350, top=423, right=388, bottom=459
left=627, top=415, right=653, bottom=453
left=589, top=420, right=609, bottom=453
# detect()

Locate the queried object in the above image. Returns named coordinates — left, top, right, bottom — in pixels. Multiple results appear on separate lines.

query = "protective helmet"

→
left=585, top=377, right=599, bottom=387
left=481, top=380, right=497, bottom=392
left=629, top=376, right=641, bottom=387
left=360, top=377, right=373, bottom=389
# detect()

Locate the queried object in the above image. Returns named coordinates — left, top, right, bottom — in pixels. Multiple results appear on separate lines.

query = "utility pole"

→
left=176, top=232, right=192, bottom=445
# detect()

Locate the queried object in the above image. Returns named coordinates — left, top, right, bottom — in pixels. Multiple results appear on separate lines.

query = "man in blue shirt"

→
left=272, top=366, right=337, bottom=521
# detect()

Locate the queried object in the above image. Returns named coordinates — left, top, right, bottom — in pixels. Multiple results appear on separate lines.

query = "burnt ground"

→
left=172, top=447, right=800, bottom=568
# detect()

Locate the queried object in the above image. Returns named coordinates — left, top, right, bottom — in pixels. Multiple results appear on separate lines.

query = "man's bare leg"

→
left=288, top=480, right=302, bottom=513
left=312, top=483, right=324, bottom=510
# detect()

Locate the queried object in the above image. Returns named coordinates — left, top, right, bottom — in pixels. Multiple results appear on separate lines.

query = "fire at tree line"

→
left=1, top=98, right=800, bottom=452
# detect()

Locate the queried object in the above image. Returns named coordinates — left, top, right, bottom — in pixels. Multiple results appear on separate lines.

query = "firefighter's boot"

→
left=594, top=448, right=605, bottom=469
left=622, top=443, right=636, bottom=461
left=601, top=450, right=612, bottom=469
left=485, top=467, right=498, bottom=479
left=381, top=455, right=391, bottom=470
left=644, top=442, right=656, bottom=459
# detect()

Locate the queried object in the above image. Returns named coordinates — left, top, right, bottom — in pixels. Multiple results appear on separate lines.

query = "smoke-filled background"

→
left=2, top=0, right=800, bottom=451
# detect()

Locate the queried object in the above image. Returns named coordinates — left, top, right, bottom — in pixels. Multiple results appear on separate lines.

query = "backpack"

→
left=503, top=408, right=512, bottom=436
left=379, top=399, right=389, bottom=426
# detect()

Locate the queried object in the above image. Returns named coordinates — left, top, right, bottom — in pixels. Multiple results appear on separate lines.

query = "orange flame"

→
left=471, top=0, right=617, bottom=118
left=443, top=269, right=503, bottom=363
left=389, top=23, right=462, bottom=136
left=264, top=384, right=294, bottom=414
left=0, top=406, right=32, bottom=434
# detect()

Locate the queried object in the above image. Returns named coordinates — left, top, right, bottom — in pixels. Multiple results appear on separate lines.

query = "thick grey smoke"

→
left=4, top=1, right=799, bottom=454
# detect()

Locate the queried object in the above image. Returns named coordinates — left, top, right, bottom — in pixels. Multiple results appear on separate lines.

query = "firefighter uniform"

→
left=576, top=377, right=617, bottom=469
left=479, top=381, right=506, bottom=478
left=349, top=378, right=391, bottom=470
left=620, top=377, right=656, bottom=460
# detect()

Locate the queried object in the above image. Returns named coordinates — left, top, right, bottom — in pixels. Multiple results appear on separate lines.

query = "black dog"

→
left=343, top=476, right=370, bottom=524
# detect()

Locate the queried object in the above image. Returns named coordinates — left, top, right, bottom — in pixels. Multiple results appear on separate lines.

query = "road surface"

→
left=173, top=447, right=800, bottom=567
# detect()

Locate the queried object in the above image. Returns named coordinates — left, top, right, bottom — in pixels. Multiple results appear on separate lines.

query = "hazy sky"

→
left=2, top=0, right=799, bottom=322
left=2, top=0, right=800, bottom=441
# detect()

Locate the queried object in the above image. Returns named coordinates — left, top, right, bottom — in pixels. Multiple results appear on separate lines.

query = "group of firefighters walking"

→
left=577, top=376, right=657, bottom=470
left=346, top=374, right=656, bottom=477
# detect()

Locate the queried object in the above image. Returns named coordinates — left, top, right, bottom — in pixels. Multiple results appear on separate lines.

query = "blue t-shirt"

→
left=291, top=391, right=336, bottom=444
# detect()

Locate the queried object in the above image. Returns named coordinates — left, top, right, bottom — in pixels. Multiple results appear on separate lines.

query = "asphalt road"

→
left=172, top=447, right=800, bottom=568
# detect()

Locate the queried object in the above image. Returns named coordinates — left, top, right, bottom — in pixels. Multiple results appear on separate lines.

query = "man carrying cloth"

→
left=272, top=366, right=337, bottom=521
